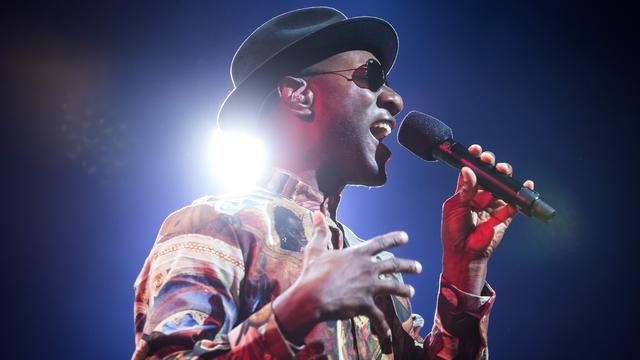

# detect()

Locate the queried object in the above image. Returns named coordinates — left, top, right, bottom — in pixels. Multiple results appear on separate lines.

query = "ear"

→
left=277, top=76, right=314, bottom=118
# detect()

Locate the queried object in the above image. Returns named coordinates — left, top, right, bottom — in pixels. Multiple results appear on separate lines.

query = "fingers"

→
left=470, top=143, right=496, bottom=167
left=468, top=190, right=494, bottom=210
left=480, top=150, right=496, bottom=166
left=466, top=204, right=517, bottom=252
left=524, top=179, right=534, bottom=190
left=457, top=144, right=516, bottom=207
left=469, top=144, right=514, bottom=176
left=479, top=146, right=514, bottom=179
left=375, top=279, right=415, bottom=298
left=307, top=211, right=330, bottom=256
left=491, top=204, right=518, bottom=223
left=358, top=231, right=408, bottom=256
left=456, top=144, right=494, bottom=193
left=376, top=258, right=422, bottom=275
left=496, top=162, right=513, bottom=176
left=468, top=144, right=482, bottom=156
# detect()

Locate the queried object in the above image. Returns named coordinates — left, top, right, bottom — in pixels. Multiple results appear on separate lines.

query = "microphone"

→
left=397, top=111, right=556, bottom=222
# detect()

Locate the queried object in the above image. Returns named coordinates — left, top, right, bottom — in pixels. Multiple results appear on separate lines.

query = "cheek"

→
left=319, top=87, right=371, bottom=132
left=312, top=80, right=349, bottom=119
left=310, top=80, right=377, bottom=156
left=311, top=85, right=350, bottom=142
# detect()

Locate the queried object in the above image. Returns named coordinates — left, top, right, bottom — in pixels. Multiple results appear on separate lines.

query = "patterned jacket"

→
left=133, top=168, right=495, bottom=359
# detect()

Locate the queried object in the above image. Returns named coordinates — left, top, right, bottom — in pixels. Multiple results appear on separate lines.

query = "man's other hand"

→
left=273, top=211, right=422, bottom=348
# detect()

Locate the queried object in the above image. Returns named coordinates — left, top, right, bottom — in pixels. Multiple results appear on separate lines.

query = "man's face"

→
left=305, top=50, right=404, bottom=187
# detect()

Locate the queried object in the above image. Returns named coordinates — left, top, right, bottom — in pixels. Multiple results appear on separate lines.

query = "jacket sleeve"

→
left=390, top=274, right=496, bottom=360
left=132, top=204, right=295, bottom=359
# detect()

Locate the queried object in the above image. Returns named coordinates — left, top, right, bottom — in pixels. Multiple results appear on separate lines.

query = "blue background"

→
left=3, top=1, right=637, bottom=358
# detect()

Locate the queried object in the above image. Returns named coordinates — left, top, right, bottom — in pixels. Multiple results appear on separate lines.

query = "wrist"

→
left=272, top=281, right=321, bottom=345
left=442, top=256, right=488, bottom=295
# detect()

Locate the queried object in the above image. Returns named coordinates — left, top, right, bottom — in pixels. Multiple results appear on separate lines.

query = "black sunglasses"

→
left=300, top=58, right=388, bottom=92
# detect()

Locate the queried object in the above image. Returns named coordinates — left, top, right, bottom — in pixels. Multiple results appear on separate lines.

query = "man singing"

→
left=132, top=7, right=534, bottom=359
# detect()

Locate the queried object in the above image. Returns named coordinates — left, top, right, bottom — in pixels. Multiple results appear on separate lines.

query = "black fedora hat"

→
left=217, top=6, right=399, bottom=131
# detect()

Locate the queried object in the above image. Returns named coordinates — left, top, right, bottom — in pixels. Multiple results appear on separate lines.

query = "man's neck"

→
left=274, top=164, right=346, bottom=198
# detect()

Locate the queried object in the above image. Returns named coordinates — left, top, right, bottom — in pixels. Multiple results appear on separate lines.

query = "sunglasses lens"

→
left=366, top=59, right=385, bottom=91
left=351, top=65, right=369, bottom=89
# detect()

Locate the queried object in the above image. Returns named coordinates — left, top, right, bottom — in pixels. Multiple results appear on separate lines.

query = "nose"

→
left=377, top=85, right=404, bottom=116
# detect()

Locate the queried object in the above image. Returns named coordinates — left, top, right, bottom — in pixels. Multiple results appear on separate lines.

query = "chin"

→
left=337, top=143, right=391, bottom=188
left=361, top=174, right=387, bottom=187
left=367, top=142, right=391, bottom=186
left=370, top=165, right=389, bottom=187
left=354, top=159, right=388, bottom=187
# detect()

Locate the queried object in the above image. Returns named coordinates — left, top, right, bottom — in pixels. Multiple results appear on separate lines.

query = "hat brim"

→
left=217, top=16, right=399, bottom=131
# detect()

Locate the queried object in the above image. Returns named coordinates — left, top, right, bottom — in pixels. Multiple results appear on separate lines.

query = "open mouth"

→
left=370, top=119, right=395, bottom=167
left=369, top=119, right=394, bottom=141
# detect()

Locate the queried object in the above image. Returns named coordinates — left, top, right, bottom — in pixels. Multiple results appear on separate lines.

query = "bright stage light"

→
left=208, top=129, right=268, bottom=193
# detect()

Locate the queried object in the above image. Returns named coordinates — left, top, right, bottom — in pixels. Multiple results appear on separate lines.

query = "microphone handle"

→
left=433, top=139, right=555, bottom=222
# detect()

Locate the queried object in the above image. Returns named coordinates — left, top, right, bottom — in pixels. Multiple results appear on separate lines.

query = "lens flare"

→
left=208, top=129, right=268, bottom=193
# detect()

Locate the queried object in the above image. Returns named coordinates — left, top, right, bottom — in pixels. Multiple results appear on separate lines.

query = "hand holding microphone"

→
left=397, top=111, right=554, bottom=294
left=398, top=111, right=555, bottom=222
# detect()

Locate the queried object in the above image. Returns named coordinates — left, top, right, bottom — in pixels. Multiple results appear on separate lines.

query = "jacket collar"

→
left=258, top=167, right=341, bottom=221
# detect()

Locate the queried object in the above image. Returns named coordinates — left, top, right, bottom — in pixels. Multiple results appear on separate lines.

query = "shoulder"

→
left=155, top=190, right=308, bottom=246
left=155, top=192, right=261, bottom=242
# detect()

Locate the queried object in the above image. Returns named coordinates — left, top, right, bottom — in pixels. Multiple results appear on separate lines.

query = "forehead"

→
left=304, top=50, right=377, bottom=72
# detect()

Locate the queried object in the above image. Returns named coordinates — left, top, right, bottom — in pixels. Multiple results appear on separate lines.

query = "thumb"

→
left=306, top=211, right=330, bottom=257
left=444, top=168, right=477, bottom=216
left=456, top=167, right=478, bottom=204
left=460, top=166, right=478, bottom=204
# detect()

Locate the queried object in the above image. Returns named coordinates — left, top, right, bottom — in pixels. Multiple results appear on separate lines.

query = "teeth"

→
left=370, top=121, right=392, bottom=139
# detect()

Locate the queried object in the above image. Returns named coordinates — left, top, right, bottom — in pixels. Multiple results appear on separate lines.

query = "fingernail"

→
left=415, top=261, right=422, bottom=273
left=409, top=285, right=415, bottom=297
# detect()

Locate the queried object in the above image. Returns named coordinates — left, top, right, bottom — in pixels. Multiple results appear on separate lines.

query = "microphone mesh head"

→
left=397, top=111, right=453, bottom=161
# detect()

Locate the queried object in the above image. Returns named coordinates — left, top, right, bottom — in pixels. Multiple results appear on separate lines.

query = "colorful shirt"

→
left=133, top=168, right=496, bottom=359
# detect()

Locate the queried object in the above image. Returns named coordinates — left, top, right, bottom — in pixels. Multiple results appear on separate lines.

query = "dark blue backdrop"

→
left=3, top=1, right=638, bottom=358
